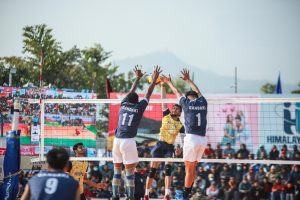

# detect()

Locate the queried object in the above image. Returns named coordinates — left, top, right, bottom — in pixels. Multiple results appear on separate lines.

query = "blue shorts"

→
left=151, top=141, right=174, bottom=158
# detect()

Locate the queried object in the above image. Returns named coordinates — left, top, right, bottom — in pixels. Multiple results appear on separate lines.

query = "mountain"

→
left=114, top=51, right=297, bottom=94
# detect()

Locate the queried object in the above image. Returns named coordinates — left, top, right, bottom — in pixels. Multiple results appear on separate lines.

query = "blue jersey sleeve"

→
left=163, top=109, right=170, bottom=117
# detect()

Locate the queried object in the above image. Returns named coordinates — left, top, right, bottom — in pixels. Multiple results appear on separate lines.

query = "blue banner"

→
left=0, top=130, right=20, bottom=200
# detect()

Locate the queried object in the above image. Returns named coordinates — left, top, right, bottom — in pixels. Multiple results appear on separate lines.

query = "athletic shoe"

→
left=143, top=195, right=149, bottom=200
left=164, top=195, right=170, bottom=200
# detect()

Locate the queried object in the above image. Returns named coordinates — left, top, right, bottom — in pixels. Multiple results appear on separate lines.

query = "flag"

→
left=275, top=73, right=282, bottom=94
left=106, top=78, right=113, bottom=98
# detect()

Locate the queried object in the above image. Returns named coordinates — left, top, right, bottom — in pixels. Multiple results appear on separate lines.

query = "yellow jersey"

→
left=159, top=111, right=183, bottom=145
left=69, top=161, right=88, bottom=194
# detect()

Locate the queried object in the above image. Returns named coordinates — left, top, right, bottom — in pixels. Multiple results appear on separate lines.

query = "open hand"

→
left=180, top=68, right=190, bottom=81
left=133, top=65, right=145, bottom=79
left=152, top=66, right=162, bottom=83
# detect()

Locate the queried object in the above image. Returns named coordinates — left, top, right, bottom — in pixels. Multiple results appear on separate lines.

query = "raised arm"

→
left=129, top=65, right=144, bottom=93
left=161, top=74, right=182, bottom=99
left=181, top=68, right=202, bottom=97
left=145, top=66, right=162, bottom=100
left=160, top=82, right=167, bottom=110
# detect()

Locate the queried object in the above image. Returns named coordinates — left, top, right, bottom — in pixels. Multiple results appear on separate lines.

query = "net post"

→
left=40, top=100, right=45, bottom=161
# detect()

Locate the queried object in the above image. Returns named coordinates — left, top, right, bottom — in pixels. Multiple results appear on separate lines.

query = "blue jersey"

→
left=28, top=171, right=79, bottom=200
left=179, top=96, right=207, bottom=136
left=115, top=97, right=148, bottom=138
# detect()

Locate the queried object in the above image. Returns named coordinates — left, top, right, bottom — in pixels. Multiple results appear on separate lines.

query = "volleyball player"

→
left=21, top=148, right=80, bottom=200
left=144, top=80, right=184, bottom=200
left=70, top=142, right=107, bottom=200
left=163, top=68, right=207, bottom=199
left=112, top=66, right=161, bottom=200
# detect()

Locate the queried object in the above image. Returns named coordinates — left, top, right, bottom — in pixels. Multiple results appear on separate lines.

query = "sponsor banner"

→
left=31, top=125, right=40, bottom=143
left=45, top=114, right=96, bottom=124
left=34, top=145, right=53, bottom=155
left=260, top=102, right=300, bottom=151
left=20, top=145, right=35, bottom=155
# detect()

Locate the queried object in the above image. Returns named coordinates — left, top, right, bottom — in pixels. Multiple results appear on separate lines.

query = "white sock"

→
left=145, top=189, right=149, bottom=195
left=165, top=189, right=170, bottom=196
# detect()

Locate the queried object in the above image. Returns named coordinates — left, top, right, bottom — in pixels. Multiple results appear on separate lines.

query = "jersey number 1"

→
left=196, top=113, right=201, bottom=126
left=122, top=113, right=134, bottom=126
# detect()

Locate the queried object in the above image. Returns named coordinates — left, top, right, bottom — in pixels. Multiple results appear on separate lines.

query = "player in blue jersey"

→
left=112, top=65, right=161, bottom=200
left=163, top=68, right=207, bottom=199
left=21, top=148, right=80, bottom=200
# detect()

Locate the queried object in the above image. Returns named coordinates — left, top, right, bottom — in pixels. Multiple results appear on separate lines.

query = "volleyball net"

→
left=23, top=93, right=300, bottom=166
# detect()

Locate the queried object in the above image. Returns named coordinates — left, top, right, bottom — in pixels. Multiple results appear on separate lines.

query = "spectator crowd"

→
left=17, top=142, right=300, bottom=200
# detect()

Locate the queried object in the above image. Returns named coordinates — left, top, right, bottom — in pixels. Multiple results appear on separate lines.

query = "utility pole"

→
left=235, top=67, right=237, bottom=94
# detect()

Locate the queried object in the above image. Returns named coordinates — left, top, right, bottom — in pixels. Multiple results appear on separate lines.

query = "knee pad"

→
left=148, top=167, right=157, bottom=178
left=164, top=164, right=172, bottom=176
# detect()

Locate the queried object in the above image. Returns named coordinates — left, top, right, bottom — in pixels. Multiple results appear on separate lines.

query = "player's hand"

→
left=96, top=183, right=108, bottom=189
left=133, top=65, right=145, bottom=79
left=152, top=66, right=162, bottom=83
left=180, top=68, right=190, bottom=81
left=160, top=74, right=171, bottom=84
left=159, top=78, right=165, bottom=87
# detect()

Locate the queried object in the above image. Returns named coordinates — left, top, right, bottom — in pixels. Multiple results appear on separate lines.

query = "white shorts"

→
left=112, top=137, right=139, bottom=165
left=183, top=134, right=207, bottom=162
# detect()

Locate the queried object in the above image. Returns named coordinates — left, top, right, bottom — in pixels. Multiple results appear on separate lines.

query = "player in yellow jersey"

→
left=144, top=79, right=184, bottom=200
left=69, top=143, right=107, bottom=200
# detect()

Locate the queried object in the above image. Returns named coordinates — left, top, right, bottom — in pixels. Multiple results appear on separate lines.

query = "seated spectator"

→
left=244, top=166, right=254, bottom=182
left=217, top=177, right=228, bottom=199
left=294, top=178, right=300, bottom=199
left=291, top=145, right=299, bottom=160
left=197, top=166, right=208, bottom=180
left=220, top=164, right=233, bottom=181
left=101, top=163, right=113, bottom=180
left=223, top=143, right=235, bottom=158
left=271, top=177, right=285, bottom=200
left=238, top=176, right=252, bottom=200
left=281, top=144, right=291, bottom=159
left=204, top=143, right=215, bottom=159
left=267, top=165, right=280, bottom=184
left=250, top=181, right=263, bottom=200
left=261, top=177, right=272, bottom=200
left=235, top=164, right=244, bottom=183
left=256, top=145, right=268, bottom=160
left=206, top=181, right=219, bottom=199
left=171, top=165, right=185, bottom=181
left=235, top=143, right=249, bottom=159
left=289, top=165, right=300, bottom=185
left=214, top=143, right=223, bottom=159
left=255, top=166, right=266, bottom=183
left=193, top=176, right=206, bottom=194
left=280, top=166, right=290, bottom=184
left=269, top=145, right=279, bottom=160
left=279, top=150, right=290, bottom=161
left=148, top=187, right=158, bottom=199
left=224, top=176, right=238, bottom=200
left=285, top=180, right=295, bottom=200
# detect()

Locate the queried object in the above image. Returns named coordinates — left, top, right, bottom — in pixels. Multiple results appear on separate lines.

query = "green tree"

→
left=261, top=83, right=275, bottom=94
left=163, top=76, right=190, bottom=94
left=291, top=83, right=300, bottom=94
left=22, top=24, right=82, bottom=88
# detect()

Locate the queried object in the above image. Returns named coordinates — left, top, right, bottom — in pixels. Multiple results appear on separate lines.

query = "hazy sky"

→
left=1, top=0, right=299, bottom=84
